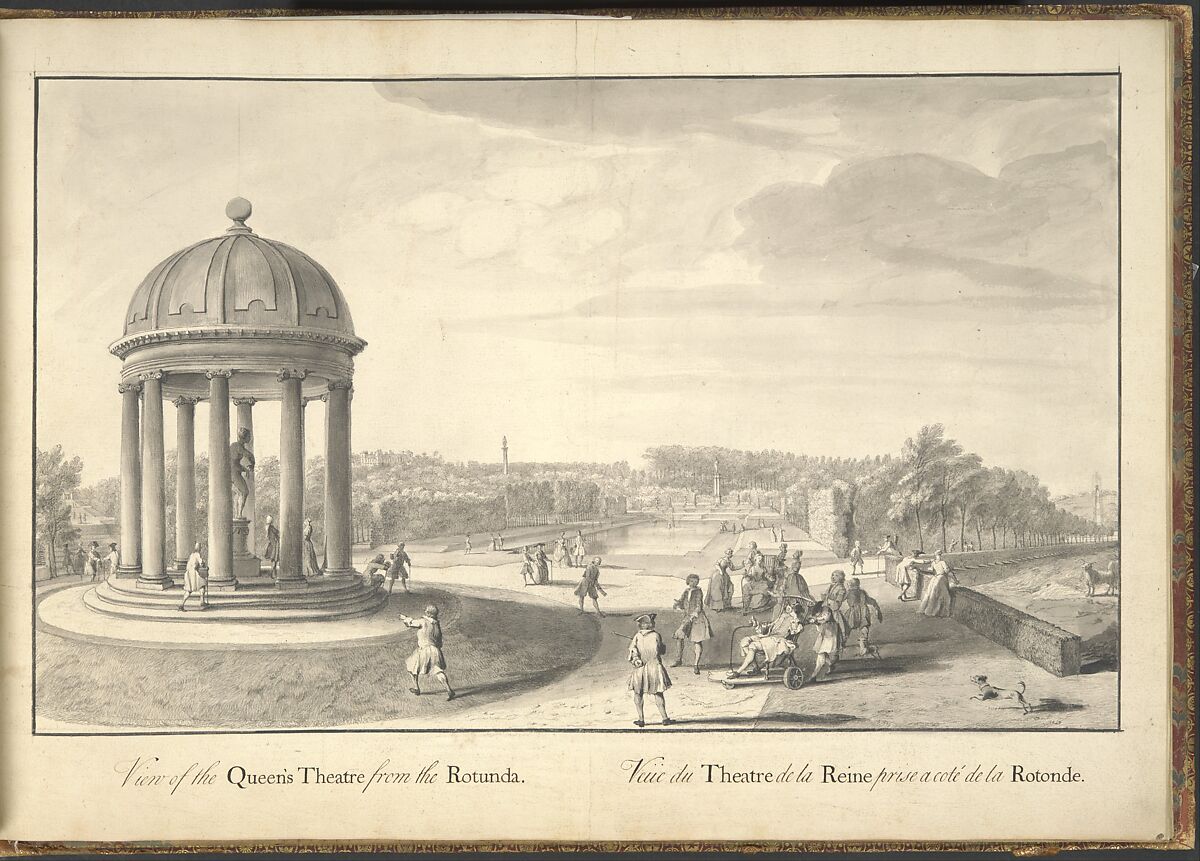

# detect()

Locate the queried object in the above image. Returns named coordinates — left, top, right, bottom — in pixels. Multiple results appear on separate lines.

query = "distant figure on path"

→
left=87, top=541, right=103, bottom=582
left=521, top=547, right=538, bottom=587
left=106, top=542, right=119, bottom=577
left=671, top=573, right=712, bottom=674
left=385, top=542, right=412, bottom=594
left=555, top=533, right=571, bottom=569
left=920, top=551, right=958, bottom=617
left=574, top=556, right=607, bottom=615
left=849, top=540, right=865, bottom=577
left=178, top=543, right=209, bottom=612
left=464, top=534, right=472, bottom=555
left=628, top=613, right=672, bottom=727
left=573, top=531, right=587, bottom=567
left=399, top=605, right=455, bottom=701
left=302, top=518, right=323, bottom=576
left=264, top=515, right=280, bottom=577
left=706, top=549, right=740, bottom=611
left=534, top=543, right=551, bottom=584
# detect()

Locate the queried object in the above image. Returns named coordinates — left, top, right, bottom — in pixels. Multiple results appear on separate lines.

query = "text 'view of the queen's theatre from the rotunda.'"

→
left=89, top=198, right=385, bottom=621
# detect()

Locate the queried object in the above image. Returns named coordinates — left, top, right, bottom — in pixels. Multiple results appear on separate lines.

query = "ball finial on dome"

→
left=225, top=197, right=252, bottom=229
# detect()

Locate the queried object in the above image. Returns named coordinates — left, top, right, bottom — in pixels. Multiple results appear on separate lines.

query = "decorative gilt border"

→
left=9, top=3, right=1193, bottom=855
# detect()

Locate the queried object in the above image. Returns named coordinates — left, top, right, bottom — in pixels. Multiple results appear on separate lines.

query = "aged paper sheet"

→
left=0, top=12, right=1187, bottom=847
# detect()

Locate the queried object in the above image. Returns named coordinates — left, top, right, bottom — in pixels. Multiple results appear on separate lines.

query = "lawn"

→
left=35, top=587, right=601, bottom=730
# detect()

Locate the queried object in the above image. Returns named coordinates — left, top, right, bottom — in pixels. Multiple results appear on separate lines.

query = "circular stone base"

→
left=38, top=582, right=401, bottom=649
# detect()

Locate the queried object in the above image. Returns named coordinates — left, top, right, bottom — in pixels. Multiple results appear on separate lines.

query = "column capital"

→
left=137, top=371, right=164, bottom=382
left=327, top=379, right=354, bottom=391
left=205, top=369, right=234, bottom=380
left=172, top=396, right=201, bottom=408
left=277, top=369, right=308, bottom=382
left=233, top=397, right=258, bottom=407
left=118, top=381, right=143, bottom=395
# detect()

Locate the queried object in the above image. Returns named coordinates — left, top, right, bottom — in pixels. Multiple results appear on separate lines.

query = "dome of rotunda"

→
left=121, top=198, right=356, bottom=339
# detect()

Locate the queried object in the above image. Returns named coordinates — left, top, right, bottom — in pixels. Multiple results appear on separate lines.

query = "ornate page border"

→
left=1, top=3, right=1192, bottom=853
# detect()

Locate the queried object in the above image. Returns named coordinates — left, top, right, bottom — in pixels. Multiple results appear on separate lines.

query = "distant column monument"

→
left=712, top=460, right=722, bottom=504
left=502, top=435, right=509, bottom=476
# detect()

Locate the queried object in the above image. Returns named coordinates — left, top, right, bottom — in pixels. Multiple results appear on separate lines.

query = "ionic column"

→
left=207, top=370, right=236, bottom=591
left=173, top=397, right=200, bottom=571
left=323, top=381, right=354, bottom=575
left=234, top=397, right=257, bottom=553
left=117, top=381, right=142, bottom=578
left=137, top=372, right=170, bottom=590
left=277, top=370, right=307, bottom=587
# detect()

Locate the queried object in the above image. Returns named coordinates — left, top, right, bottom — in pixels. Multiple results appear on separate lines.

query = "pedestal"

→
left=231, top=517, right=261, bottom=582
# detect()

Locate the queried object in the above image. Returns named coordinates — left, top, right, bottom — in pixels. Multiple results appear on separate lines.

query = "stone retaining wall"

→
left=950, top=587, right=1082, bottom=677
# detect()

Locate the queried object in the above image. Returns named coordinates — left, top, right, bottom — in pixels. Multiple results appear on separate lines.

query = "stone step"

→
left=83, top=587, right=387, bottom=623
left=93, top=582, right=378, bottom=612
left=102, top=576, right=366, bottom=604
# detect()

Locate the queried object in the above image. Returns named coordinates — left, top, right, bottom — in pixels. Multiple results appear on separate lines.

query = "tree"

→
left=36, top=445, right=83, bottom=577
left=889, top=424, right=960, bottom=551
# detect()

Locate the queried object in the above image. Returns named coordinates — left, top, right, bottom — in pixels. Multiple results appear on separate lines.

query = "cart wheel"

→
left=783, top=666, right=805, bottom=690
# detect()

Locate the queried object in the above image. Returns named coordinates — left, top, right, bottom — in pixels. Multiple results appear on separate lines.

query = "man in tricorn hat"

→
left=628, top=613, right=672, bottom=727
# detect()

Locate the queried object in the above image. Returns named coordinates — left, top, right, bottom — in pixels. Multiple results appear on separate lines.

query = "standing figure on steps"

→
left=303, top=518, right=323, bottom=576
left=178, top=543, right=209, bottom=612
left=229, top=426, right=255, bottom=519
left=263, top=515, right=280, bottom=578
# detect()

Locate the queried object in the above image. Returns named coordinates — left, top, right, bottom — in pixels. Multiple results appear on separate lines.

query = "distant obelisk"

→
left=712, top=460, right=722, bottom=504
left=1093, top=471, right=1102, bottom=526
left=502, top=435, right=509, bottom=476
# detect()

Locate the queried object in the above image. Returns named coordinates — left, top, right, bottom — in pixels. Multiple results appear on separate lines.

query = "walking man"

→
left=386, top=542, right=412, bottom=594
left=574, top=556, right=607, bottom=615
left=849, top=540, right=866, bottom=577
left=844, top=577, right=884, bottom=657
left=399, top=605, right=455, bottom=701
left=464, top=534, right=472, bottom=555
left=178, top=543, right=209, bottom=612
left=573, top=530, right=587, bottom=568
left=628, top=613, right=672, bottom=727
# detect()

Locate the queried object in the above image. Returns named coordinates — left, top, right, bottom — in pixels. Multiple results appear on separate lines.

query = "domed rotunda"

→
left=89, top=199, right=383, bottom=621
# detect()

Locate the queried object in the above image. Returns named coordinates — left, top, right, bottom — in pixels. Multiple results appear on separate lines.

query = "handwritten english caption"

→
left=115, top=756, right=522, bottom=795
left=621, top=756, right=1084, bottom=789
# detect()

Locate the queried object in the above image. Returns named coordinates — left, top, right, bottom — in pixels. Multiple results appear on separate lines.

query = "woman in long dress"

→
left=671, top=574, right=713, bottom=674
left=302, top=518, right=322, bottom=576
left=628, top=613, right=672, bottom=727
left=920, top=551, right=958, bottom=617
left=706, top=550, right=738, bottom=611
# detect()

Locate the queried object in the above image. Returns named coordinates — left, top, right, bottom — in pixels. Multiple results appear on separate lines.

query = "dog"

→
left=970, top=674, right=1033, bottom=714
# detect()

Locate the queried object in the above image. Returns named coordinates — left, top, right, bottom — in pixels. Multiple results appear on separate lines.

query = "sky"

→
left=35, top=76, right=1118, bottom=495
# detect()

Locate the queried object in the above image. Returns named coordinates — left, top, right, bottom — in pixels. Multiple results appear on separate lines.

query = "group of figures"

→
left=361, top=543, right=414, bottom=594
left=621, top=566, right=886, bottom=727
left=893, top=548, right=959, bottom=617
left=61, top=541, right=118, bottom=582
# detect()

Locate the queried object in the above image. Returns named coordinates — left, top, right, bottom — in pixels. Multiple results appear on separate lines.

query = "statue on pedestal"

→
left=230, top=427, right=255, bottom=518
